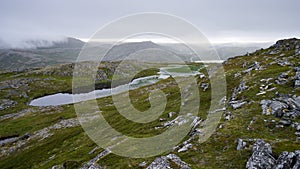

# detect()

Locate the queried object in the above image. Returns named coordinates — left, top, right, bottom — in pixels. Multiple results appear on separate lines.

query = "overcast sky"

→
left=0, top=0, right=299, bottom=45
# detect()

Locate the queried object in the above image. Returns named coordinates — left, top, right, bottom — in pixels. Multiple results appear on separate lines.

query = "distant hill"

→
left=102, top=41, right=162, bottom=61
left=161, top=42, right=271, bottom=60
left=0, top=38, right=269, bottom=71
left=0, top=37, right=85, bottom=71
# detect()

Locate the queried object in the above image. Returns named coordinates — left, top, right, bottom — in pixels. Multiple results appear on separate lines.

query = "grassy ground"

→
left=0, top=46, right=299, bottom=169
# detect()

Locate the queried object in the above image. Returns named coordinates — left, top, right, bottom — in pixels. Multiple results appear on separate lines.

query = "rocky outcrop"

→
left=31, top=118, right=80, bottom=140
left=243, top=61, right=265, bottom=75
left=229, top=79, right=248, bottom=109
left=246, top=140, right=300, bottom=169
left=260, top=100, right=288, bottom=117
left=0, top=99, right=17, bottom=111
left=271, top=38, right=300, bottom=52
left=146, top=154, right=190, bottom=169
left=166, top=154, right=190, bottom=169
left=0, top=118, right=79, bottom=158
left=246, top=139, right=276, bottom=169
left=230, top=80, right=248, bottom=101
left=0, top=77, right=55, bottom=99
left=261, top=94, right=300, bottom=139
left=275, top=151, right=297, bottom=169
left=80, top=149, right=110, bottom=169
left=294, top=67, right=300, bottom=88
left=276, top=72, right=290, bottom=85
left=260, top=95, right=300, bottom=118
left=146, top=156, right=171, bottom=169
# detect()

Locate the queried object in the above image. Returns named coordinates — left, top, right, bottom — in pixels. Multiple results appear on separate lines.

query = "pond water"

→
left=29, top=65, right=202, bottom=106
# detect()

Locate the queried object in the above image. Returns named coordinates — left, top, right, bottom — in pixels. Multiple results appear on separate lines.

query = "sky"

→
left=0, top=0, right=299, bottom=46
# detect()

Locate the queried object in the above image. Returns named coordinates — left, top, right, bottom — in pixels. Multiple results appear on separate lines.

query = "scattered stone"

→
left=50, top=119, right=80, bottom=130
left=163, top=114, right=192, bottom=127
left=293, top=123, right=300, bottom=131
left=0, top=136, right=19, bottom=146
left=89, top=146, right=100, bottom=155
left=242, top=62, right=249, bottom=68
left=139, top=161, right=147, bottom=167
left=294, top=68, right=300, bottom=88
left=86, top=164, right=102, bottom=169
left=200, top=83, right=209, bottom=91
left=0, top=82, right=10, bottom=90
left=260, top=78, right=273, bottom=83
left=198, top=73, right=206, bottom=79
left=247, top=119, right=256, bottom=130
left=154, top=126, right=163, bottom=130
left=296, top=48, right=300, bottom=55
left=81, top=149, right=110, bottom=169
left=234, top=72, right=241, bottom=78
left=168, top=112, right=176, bottom=118
left=225, top=114, right=231, bottom=121
left=166, top=154, right=191, bottom=169
left=224, top=112, right=233, bottom=121
left=229, top=100, right=247, bottom=109
left=279, top=53, right=286, bottom=57
left=269, top=50, right=280, bottom=55
left=243, top=61, right=264, bottom=75
left=279, top=119, right=292, bottom=126
left=295, top=67, right=300, bottom=72
left=276, top=124, right=284, bottom=128
left=276, top=72, right=290, bottom=85
left=237, top=138, right=247, bottom=151
left=51, top=165, right=62, bottom=169
left=159, top=118, right=167, bottom=122
left=295, top=72, right=300, bottom=80
left=278, top=60, right=292, bottom=66
left=267, top=87, right=277, bottom=92
left=256, top=91, right=266, bottom=96
left=178, top=143, right=192, bottom=153
left=295, top=80, right=300, bottom=88
left=261, top=100, right=273, bottom=115
left=219, top=124, right=224, bottom=129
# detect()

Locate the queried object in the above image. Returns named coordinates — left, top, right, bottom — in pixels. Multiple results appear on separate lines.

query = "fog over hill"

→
left=0, top=37, right=271, bottom=71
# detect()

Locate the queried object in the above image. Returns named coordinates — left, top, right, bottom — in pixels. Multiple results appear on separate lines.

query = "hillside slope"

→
left=0, top=38, right=299, bottom=168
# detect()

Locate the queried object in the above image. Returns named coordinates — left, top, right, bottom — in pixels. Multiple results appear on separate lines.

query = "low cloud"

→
left=0, top=22, right=67, bottom=49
